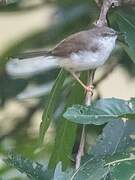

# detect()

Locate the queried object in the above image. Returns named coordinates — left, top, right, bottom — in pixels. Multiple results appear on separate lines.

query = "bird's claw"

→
left=85, top=85, right=94, bottom=95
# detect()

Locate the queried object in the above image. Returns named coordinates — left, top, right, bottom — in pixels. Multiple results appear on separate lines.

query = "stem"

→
left=75, top=125, right=85, bottom=169
left=75, top=70, right=95, bottom=170
left=75, top=0, right=124, bottom=171
left=96, top=0, right=120, bottom=27
left=105, top=156, right=135, bottom=166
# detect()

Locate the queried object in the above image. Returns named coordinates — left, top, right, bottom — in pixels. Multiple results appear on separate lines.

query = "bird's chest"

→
left=69, top=37, right=116, bottom=71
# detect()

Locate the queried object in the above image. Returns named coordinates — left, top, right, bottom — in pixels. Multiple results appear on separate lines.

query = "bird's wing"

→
left=12, top=50, right=50, bottom=59
left=12, top=30, right=98, bottom=59
left=50, top=31, right=92, bottom=57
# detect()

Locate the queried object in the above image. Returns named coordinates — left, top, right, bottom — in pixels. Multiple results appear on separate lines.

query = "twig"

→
left=96, top=0, right=120, bottom=27
left=75, top=125, right=85, bottom=170
left=75, top=70, right=95, bottom=170
left=96, top=0, right=135, bottom=27
left=75, top=0, right=122, bottom=170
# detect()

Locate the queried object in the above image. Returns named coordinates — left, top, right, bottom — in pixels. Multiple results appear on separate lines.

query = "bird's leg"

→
left=70, top=71, right=94, bottom=93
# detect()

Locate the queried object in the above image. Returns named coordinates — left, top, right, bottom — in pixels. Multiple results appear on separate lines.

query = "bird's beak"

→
left=116, top=31, right=126, bottom=43
left=116, top=31, right=125, bottom=36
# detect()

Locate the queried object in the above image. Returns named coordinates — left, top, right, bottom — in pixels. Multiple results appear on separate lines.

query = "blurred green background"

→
left=0, top=0, right=135, bottom=179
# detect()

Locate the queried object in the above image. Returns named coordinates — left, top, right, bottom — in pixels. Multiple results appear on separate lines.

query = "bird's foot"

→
left=69, top=71, right=94, bottom=95
left=85, top=85, right=94, bottom=95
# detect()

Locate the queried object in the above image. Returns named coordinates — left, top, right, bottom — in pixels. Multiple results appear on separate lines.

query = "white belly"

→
left=58, top=36, right=116, bottom=72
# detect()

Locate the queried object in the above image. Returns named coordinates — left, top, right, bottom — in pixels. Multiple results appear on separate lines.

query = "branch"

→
left=75, top=70, right=95, bottom=170
left=96, top=0, right=135, bottom=27
left=75, top=59, right=118, bottom=169
left=75, top=0, right=122, bottom=170
left=96, top=0, right=120, bottom=27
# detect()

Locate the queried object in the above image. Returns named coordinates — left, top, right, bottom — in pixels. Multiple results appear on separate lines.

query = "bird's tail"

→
left=6, top=52, right=58, bottom=78
left=13, top=50, right=51, bottom=59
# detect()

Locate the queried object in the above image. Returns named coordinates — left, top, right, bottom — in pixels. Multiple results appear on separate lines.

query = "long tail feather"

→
left=6, top=56, right=58, bottom=78
left=13, top=50, right=51, bottom=59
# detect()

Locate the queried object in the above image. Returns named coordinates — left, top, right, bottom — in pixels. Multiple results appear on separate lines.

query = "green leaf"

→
left=70, top=158, right=109, bottom=180
left=63, top=98, right=135, bottom=125
left=5, top=153, right=74, bottom=180
left=123, top=45, right=135, bottom=63
left=72, top=152, right=135, bottom=180
left=5, top=152, right=53, bottom=180
left=116, top=10, right=135, bottom=63
left=90, top=120, right=135, bottom=156
left=64, top=104, right=113, bottom=125
left=111, top=156, right=135, bottom=180
left=48, top=119, right=77, bottom=170
left=53, top=162, right=74, bottom=180
left=48, top=73, right=87, bottom=170
left=106, top=152, right=135, bottom=180
left=39, top=69, right=67, bottom=145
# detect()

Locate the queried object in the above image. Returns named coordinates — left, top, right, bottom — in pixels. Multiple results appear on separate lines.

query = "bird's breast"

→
left=68, top=37, right=116, bottom=71
left=57, top=36, right=116, bottom=72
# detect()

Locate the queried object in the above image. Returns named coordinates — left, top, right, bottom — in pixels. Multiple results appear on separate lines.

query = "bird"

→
left=7, top=26, right=120, bottom=93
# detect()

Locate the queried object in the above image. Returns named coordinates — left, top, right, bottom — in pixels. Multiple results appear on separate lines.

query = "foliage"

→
left=116, top=8, right=135, bottom=63
left=4, top=152, right=52, bottom=180
left=90, top=120, right=135, bottom=156
left=0, top=0, right=135, bottom=179
left=63, top=98, right=135, bottom=124
left=71, top=152, right=135, bottom=180
left=48, top=73, right=87, bottom=170
left=39, top=69, right=67, bottom=145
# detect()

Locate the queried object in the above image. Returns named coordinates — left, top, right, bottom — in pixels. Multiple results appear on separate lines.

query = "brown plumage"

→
left=15, top=26, right=118, bottom=60
left=51, top=30, right=99, bottom=57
